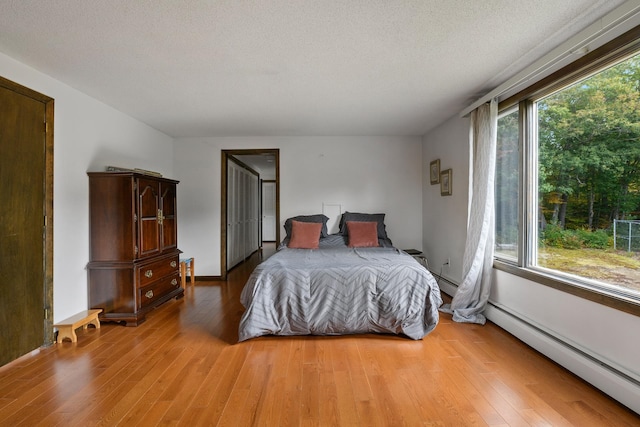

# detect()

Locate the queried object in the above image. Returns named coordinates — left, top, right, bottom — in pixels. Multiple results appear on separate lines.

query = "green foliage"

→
left=541, top=224, right=611, bottom=249
left=562, top=233, right=584, bottom=250
left=575, top=228, right=611, bottom=249
left=537, top=53, right=640, bottom=229
left=541, top=223, right=565, bottom=247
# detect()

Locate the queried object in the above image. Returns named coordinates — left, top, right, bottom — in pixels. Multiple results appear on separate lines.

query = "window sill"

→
left=493, top=259, right=640, bottom=317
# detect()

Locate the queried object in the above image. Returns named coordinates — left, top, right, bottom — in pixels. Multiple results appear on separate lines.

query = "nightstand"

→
left=403, top=249, right=429, bottom=269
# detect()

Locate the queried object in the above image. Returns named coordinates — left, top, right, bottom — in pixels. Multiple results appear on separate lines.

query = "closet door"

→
left=262, top=181, right=276, bottom=242
left=226, top=159, right=260, bottom=269
left=243, top=171, right=251, bottom=258
left=251, top=174, right=260, bottom=250
left=240, top=169, right=248, bottom=260
left=227, top=162, right=240, bottom=269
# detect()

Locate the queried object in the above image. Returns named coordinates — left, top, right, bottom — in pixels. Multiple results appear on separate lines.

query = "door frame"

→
left=1, top=76, right=54, bottom=347
left=220, top=149, right=279, bottom=280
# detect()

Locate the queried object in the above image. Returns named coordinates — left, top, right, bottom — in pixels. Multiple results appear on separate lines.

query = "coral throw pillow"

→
left=346, top=221, right=379, bottom=248
left=288, top=220, right=322, bottom=249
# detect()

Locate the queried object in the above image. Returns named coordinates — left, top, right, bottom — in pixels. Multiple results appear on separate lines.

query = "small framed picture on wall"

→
left=440, top=169, right=452, bottom=196
left=430, top=159, right=440, bottom=185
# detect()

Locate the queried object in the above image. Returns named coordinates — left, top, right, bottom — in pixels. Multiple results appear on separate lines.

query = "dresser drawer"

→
left=138, top=272, right=180, bottom=308
left=137, top=255, right=179, bottom=287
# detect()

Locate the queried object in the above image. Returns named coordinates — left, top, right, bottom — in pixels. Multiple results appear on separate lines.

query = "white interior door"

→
left=226, top=162, right=238, bottom=269
left=227, top=159, right=261, bottom=269
left=262, top=181, right=276, bottom=241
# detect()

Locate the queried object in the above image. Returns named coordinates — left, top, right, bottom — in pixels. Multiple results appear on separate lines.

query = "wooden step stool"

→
left=54, top=309, right=102, bottom=343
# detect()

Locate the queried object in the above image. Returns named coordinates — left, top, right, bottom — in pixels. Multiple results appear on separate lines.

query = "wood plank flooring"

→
left=0, top=245, right=638, bottom=426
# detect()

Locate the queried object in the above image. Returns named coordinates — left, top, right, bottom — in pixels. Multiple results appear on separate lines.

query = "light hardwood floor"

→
left=0, top=245, right=638, bottom=426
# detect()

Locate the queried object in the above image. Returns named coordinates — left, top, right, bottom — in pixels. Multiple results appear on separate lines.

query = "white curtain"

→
left=440, top=99, right=498, bottom=324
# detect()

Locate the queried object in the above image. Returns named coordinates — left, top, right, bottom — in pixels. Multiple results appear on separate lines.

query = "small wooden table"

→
left=54, top=309, right=102, bottom=343
left=180, top=257, right=195, bottom=288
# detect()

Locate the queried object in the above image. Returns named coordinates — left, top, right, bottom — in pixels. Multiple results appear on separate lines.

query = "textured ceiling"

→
left=0, top=0, right=628, bottom=137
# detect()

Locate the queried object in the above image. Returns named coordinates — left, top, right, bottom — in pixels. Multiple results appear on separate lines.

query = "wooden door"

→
left=0, top=82, right=51, bottom=366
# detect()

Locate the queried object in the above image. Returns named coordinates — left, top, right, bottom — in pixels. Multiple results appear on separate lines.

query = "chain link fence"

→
left=613, top=219, right=640, bottom=252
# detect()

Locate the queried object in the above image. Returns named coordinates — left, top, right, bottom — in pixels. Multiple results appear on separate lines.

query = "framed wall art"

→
left=429, top=159, right=440, bottom=185
left=440, top=168, right=452, bottom=196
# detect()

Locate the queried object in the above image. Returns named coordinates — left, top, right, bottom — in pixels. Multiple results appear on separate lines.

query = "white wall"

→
left=174, top=136, right=423, bottom=276
left=422, top=115, right=470, bottom=281
left=0, top=52, right=175, bottom=323
left=422, top=116, right=640, bottom=413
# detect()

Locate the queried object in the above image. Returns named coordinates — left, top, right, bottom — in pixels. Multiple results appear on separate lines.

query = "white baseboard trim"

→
left=432, top=273, right=640, bottom=414
left=485, top=304, right=640, bottom=415
left=431, top=271, right=457, bottom=298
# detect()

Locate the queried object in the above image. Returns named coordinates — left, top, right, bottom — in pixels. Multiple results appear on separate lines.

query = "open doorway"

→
left=220, top=149, right=279, bottom=280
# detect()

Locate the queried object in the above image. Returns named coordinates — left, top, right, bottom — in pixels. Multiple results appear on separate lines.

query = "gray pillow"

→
left=284, top=214, right=330, bottom=239
left=339, top=212, right=388, bottom=240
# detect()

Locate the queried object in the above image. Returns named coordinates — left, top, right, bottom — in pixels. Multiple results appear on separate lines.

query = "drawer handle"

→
left=145, top=290, right=154, bottom=299
left=171, top=278, right=178, bottom=285
left=170, top=261, right=177, bottom=268
left=145, top=270, right=153, bottom=278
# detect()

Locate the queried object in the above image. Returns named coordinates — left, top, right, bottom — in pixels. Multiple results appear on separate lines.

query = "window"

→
left=494, top=29, right=640, bottom=310
left=534, top=53, right=640, bottom=296
left=495, top=108, right=520, bottom=261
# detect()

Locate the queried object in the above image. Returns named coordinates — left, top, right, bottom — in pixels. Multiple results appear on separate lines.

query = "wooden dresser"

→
left=87, top=172, right=184, bottom=326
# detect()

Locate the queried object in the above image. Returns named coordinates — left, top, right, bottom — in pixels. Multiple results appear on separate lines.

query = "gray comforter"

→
left=238, top=239, right=442, bottom=341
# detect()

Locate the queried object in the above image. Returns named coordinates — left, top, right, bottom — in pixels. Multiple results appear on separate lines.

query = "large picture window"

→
left=494, top=29, right=640, bottom=308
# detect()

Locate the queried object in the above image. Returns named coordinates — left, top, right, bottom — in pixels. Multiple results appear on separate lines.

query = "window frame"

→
left=493, top=25, right=640, bottom=318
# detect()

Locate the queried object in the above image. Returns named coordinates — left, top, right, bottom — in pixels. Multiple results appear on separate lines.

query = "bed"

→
left=238, top=213, right=442, bottom=342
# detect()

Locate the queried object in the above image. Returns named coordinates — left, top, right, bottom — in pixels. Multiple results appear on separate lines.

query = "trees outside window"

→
left=538, top=55, right=640, bottom=232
